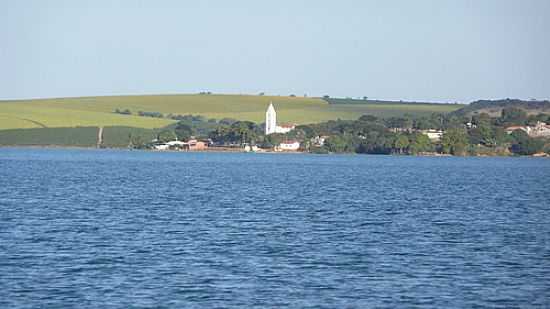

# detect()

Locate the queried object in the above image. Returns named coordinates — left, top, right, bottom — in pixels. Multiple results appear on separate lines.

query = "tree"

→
left=493, top=127, right=510, bottom=146
left=413, top=116, right=439, bottom=130
left=262, top=133, right=284, bottom=148
left=114, top=108, right=131, bottom=115
left=209, top=121, right=260, bottom=145
left=441, top=128, right=468, bottom=155
left=500, top=107, right=527, bottom=125
left=174, top=122, right=194, bottom=141
left=409, top=133, right=432, bottom=154
left=393, top=134, right=409, bottom=154
left=510, top=138, right=544, bottom=155
left=157, top=130, right=177, bottom=143
left=231, top=121, right=259, bottom=144
left=429, top=113, right=446, bottom=130
left=358, top=114, right=378, bottom=122
left=509, top=130, right=544, bottom=155
left=128, top=134, right=145, bottom=149
left=526, top=113, right=549, bottom=125
left=219, top=118, right=238, bottom=126
left=468, top=124, right=495, bottom=147
left=442, top=115, right=466, bottom=129
left=471, top=113, right=492, bottom=127
left=385, top=117, right=413, bottom=129
left=324, top=135, right=353, bottom=153
left=294, top=125, right=316, bottom=139
left=355, top=131, right=393, bottom=154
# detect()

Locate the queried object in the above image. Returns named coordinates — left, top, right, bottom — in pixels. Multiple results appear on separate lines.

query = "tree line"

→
left=130, top=107, right=550, bottom=156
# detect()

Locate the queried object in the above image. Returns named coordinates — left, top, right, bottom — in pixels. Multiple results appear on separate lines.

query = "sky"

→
left=1, top=0, right=549, bottom=102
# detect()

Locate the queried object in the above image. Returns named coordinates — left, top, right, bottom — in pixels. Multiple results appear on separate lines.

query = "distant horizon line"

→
left=1, top=92, right=548, bottom=105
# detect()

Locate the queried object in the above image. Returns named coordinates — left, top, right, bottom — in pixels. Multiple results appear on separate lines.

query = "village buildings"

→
left=265, top=102, right=296, bottom=135
left=505, top=121, right=550, bottom=137
left=153, top=139, right=209, bottom=151
left=276, top=140, right=301, bottom=151
left=265, top=102, right=300, bottom=151
left=420, top=129, right=444, bottom=141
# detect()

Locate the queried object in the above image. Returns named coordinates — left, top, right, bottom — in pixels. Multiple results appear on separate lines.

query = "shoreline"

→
left=0, top=145, right=548, bottom=158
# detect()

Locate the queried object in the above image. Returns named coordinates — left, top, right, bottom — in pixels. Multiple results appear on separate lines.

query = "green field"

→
left=0, top=94, right=464, bottom=130
left=0, top=126, right=161, bottom=148
left=0, top=127, right=99, bottom=147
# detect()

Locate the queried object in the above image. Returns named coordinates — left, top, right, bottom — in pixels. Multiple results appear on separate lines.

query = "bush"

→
left=137, top=111, right=164, bottom=118
left=114, top=108, right=131, bottom=115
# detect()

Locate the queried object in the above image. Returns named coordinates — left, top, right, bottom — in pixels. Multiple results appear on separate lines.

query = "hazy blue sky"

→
left=1, top=0, right=549, bottom=102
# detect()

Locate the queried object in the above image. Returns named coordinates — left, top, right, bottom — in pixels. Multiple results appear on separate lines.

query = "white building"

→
left=421, top=129, right=444, bottom=141
left=265, top=102, right=277, bottom=135
left=311, top=135, right=329, bottom=146
left=153, top=144, right=170, bottom=151
left=265, top=102, right=295, bottom=135
left=531, top=122, right=550, bottom=137
left=506, top=122, right=550, bottom=137
left=166, top=141, right=186, bottom=147
left=277, top=140, right=300, bottom=151
left=153, top=140, right=185, bottom=151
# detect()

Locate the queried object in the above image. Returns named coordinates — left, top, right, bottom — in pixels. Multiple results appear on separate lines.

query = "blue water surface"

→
left=1, top=148, right=549, bottom=308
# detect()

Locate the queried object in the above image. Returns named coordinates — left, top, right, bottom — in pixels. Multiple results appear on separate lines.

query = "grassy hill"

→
left=324, top=98, right=462, bottom=117
left=0, top=94, right=464, bottom=130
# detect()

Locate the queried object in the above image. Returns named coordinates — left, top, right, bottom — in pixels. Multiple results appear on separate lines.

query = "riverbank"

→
left=2, top=145, right=549, bottom=158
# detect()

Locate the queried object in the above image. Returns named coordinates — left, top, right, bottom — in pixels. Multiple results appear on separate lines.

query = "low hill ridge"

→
left=452, top=99, right=550, bottom=117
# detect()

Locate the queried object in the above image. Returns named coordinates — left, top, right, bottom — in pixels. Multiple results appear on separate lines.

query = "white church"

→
left=265, top=102, right=295, bottom=135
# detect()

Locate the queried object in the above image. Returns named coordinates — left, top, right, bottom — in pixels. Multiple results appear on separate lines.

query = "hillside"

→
left=324, top=98, right=462, bottom=116
left=0, top=94, right=464, bottom=130
left=451, top=99, right=550, bottom=117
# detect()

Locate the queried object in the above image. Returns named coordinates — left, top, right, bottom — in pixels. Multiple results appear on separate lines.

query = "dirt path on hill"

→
left=17, top=118, right=47, bottom=128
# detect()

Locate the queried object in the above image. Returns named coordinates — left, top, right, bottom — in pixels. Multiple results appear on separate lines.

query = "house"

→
left=153, top=139, right=209, bottom=151
left=153, top=143, right=170, bottom=151
left=505, top=125, right=529, bottom=135
left=185, top=139, right=208, bottom=151
left=275, top=123, right=296, bottom=134
left=505, top=122, right=550, bottom=137
left=311, top=135, right=329, bottom=146
left=265, top=102, right=296, bottom=135
left=420, top=129, right=444, bottom=141
left=529, top=122, right=550, bottom=137
left=389, top=127, right=413, bottom=133
left=277, top=140, right=300, bottom=151
left=166, top=141, right=186, bottom=148
left=153, top=140, right=186, bottom=150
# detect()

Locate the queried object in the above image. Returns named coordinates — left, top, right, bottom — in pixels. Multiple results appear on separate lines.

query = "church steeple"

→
left=265, top=102, right=277, bottom=135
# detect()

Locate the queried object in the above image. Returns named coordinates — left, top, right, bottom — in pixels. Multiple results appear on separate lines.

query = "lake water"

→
left=1, top=148, right=549, bottom=308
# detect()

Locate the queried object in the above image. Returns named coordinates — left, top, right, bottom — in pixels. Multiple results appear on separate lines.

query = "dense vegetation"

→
left=134, top=107, right=550, bottom=156
left=300, top=109, right=550, bottom=156
left=452, top=99, right=550, bottom=116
